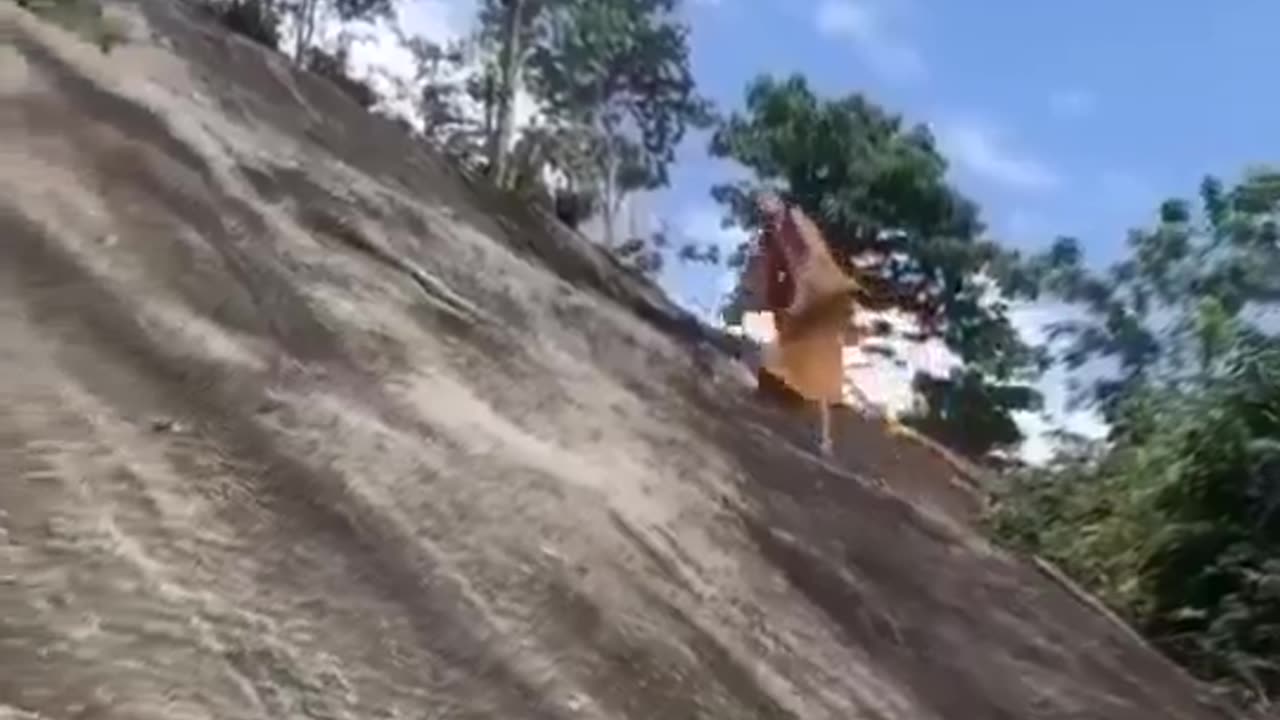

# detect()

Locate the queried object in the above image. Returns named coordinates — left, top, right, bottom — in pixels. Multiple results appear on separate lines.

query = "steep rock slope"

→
left=0, top=2, right=1239, bottom=718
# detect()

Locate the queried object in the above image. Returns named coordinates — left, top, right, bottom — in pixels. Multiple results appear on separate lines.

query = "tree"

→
left=614, top=225, right=670, bottom=277
left=992, top=333, right=1280, bottom=705
left=461, top=0, right=716, bottom=274
left=906, top=368, right=1043, bottom=458
left=303, top=36, right=377, bottom=108
left=283, top=0, right=394, bottom=62
left=711, top=73, right=1044, bottom=456
left=1025, top=168, right=1280, bottom=427
left=481, top=0, right=529, bottom=186
left=512, top=0, right=715, bottom=245
left=197, top=0, right=393, bottom=71
left=472, top=0, right=551, bottom=183
left=207, top=0, right=282, bottom=50
left=991, top=168, right=1280, bottom=705
left=377, top=32, right=488, bottom=165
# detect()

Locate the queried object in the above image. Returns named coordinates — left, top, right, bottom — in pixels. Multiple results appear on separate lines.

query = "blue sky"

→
left=658, top=0, right=1280, bottom=313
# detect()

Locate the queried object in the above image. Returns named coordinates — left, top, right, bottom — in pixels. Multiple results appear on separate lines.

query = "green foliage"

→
left=709, top=75, right=1033, bottom=363
left=551, top=186, right=597, bottom=230
left=456, top=0, right=719, bottom=277
left=403, top=38, right=471, bottom=142
left=523, top=0, right=713, bottom=189
left=203, top=0, right=282, bottom=50
left=378, top=32, right=492, bottom=167
left=904, top=369, right=1043, bottom=459
left=325, top=0, right=393, bottom=21
left=992, top=338, right=1280, bottom=702
left=1022, top=169, right=1280, bottom=426
left=303, top=42, right=377, bottom=108
left=509, top=0, right=714, bottom=245
left=284, top=0, right=394, bottom=61
left=993, top=170, right=1280, bottom=705
left=200, top=0, right=391, bottom=63
left=477, top=0, right=528, bottom=185
left=710, top=73, right=1042, bottom=455
left=611, top=224, right=719, bottom=277
left=615, top=227, right=669, bottom=277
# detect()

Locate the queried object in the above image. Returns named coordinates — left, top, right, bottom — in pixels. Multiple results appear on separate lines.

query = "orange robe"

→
left=744, top=205, right=857, bottom=404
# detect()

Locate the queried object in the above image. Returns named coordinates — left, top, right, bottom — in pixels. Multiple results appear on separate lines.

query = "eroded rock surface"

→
left=0, top=2, right=1239, bottom=718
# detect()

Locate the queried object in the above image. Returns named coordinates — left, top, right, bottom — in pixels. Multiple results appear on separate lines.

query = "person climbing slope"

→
left=742, top=191, right=861, bottom=456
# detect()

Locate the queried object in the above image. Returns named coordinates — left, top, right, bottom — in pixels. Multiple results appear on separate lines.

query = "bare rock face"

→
left=0, top=2, right=1241, bottom=719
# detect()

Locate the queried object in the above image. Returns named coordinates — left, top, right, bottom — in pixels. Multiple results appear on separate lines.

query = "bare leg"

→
left=818, top=402, right=833, bottom=456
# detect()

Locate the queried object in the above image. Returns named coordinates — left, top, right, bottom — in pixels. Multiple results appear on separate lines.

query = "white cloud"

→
left=936, top=118, right=1060, bottom=191
left=1048, top=88, right=1096, bottom=119
left=814, top=0, right=926, bottom=82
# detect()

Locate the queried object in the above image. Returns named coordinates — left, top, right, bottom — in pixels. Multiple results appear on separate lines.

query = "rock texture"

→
left=0, top=2, right=1242, bottom=718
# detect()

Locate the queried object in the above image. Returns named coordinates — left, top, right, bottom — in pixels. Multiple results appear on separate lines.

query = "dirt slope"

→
left=0, top=2, right=1242, bottom=718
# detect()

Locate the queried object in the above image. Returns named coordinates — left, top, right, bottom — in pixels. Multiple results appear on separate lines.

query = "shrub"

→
left=201, top=0, right=281, bottom=51
left=302, top=45, right=378, bottom=109
left=989, top=339, right=1280, bottom=704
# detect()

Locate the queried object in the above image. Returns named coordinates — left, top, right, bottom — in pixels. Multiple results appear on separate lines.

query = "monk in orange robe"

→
left=742, top=192, right=860, bottom=456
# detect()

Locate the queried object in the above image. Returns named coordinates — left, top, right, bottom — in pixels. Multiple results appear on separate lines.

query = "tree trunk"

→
left=598, top=119, right=620, bottom=247
left=481, top=67, right=496, bottom=146
left=487, top=0, right=526, bottom=188
left=601, top=164, right=617, bottom=246
left=292, top=0, right=319, bottom=62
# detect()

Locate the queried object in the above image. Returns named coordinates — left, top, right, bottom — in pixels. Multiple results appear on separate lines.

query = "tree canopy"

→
left=285, top=0, right=394, bottom=61
left=507, top=0, right=713, bottom=245
left=710, top=73, right=1045, bottom=456
left=992, top=169, right=1280, bottom=704
left=1023, top=169, right=1280, bottom=426
left=710, top=75, right=1037, bottom=367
